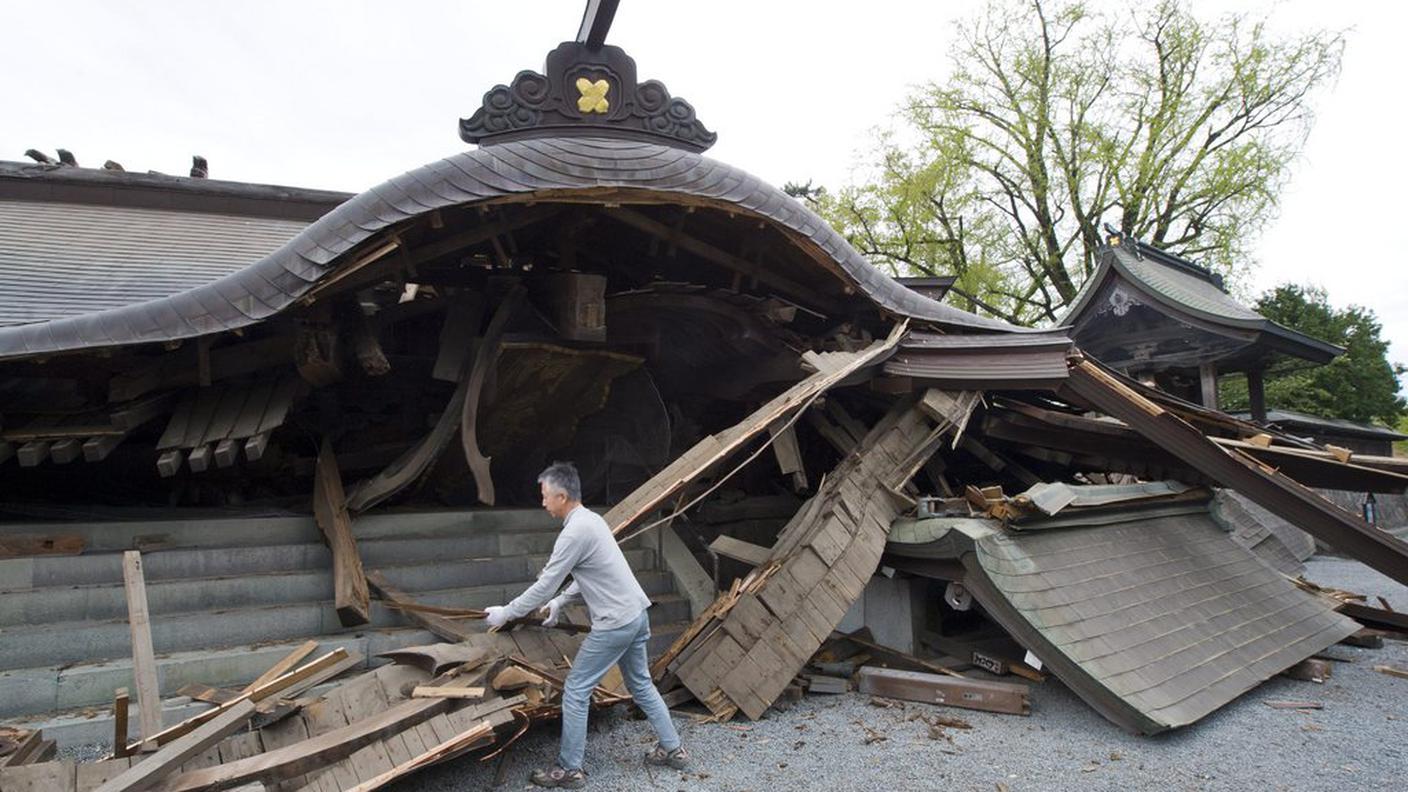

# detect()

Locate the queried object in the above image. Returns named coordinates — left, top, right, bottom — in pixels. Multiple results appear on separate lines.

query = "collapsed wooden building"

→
left=3, top=3, right=1407, bottom=789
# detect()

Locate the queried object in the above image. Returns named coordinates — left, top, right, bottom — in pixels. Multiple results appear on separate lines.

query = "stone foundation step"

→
left=0, top=528, right=573, bottom=592
left=0, top=508, right=565, bottom=554
left=0, top=573, right=686, bottom=671
left=0, top=546, right=658, bottom=627
left=0, top=610, right=693, bottom=731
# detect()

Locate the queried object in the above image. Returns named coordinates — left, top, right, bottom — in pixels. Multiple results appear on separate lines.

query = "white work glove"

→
left=540, top=596, right=566, bottom=627
left=484, top=605, right=509, bottom=629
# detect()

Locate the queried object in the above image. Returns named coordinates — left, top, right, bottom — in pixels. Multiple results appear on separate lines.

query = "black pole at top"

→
left=576, top=0, right=620, bottom=49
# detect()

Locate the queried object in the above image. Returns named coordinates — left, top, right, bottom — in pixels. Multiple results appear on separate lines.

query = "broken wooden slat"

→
left=804, top=675, right=848, bottom=695
left=409, top=686, right=486, bottom=700
left=313, top=440, right=370, bottom=626
left=1374, top=664, right=1408, bottom=680
left=857, top=666, right=1030, bottom=715
left=366, top=571, right=471, bottom=643
left=708, top=535, right=772, bottom=568
left=92, top=699, right=255, bottom=792
left=175, top=684, right=238, bottom=705
left=242, top=640, right=320, bottom=695
left=459, top=286, right=525, bottom=507
left=0, top=534, right=84, bottom=559
left=1282, top=658, right=1333, bottom=684
left=1339, top=628, right=1386, bottom=648
left=768, top=421, right=807, bottom=490
left=122, top=552, right=164, bottom=750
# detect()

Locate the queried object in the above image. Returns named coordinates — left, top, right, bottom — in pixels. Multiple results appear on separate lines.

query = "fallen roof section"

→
left=956, top=507, right=1358, bottom=734
left=1061, top=357, right=1408, bottom=587
left=658, top=394, right=947, bottom=720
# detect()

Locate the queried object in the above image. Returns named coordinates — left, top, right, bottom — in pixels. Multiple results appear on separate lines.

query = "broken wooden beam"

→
left=242, top=640, right=319, bottom=695
left=409, top=686, right=487, bottom=700
left=857, top=666, right=1030, bottom=715
left=112, top=689, right=131, bottom=759
left=313, top=440, right=370, bottom=626
left=93, top=699, right=256, bottom=792
left=1280, top=657, right=1332, bottom=683
left=460, top=286, right=524, bottom=507
left=768, top=421, right=807, bottom=490
left=122, top=552, right=164, bottom=750
left=708, top=535, right=772, bottom=568
left=366, top=570, right=472, bottom=642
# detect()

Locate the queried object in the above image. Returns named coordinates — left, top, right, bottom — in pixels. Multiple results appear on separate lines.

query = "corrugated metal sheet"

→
left=0, top=200, right=308, bottom=327
left=964, top=509, right=1358, bottom=733
left=0, top=137, right=1020, bottom=360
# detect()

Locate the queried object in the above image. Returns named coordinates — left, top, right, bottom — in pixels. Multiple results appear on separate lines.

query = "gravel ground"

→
left=396, top=557, right=1407, bottom=792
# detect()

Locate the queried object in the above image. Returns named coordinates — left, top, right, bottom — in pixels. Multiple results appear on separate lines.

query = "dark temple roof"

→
left=0, top=137, right=1018, bottom=361
left=1062, top=238, right=1343, bottom=369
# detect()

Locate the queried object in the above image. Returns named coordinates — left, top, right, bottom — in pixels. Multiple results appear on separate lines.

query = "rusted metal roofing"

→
left=0, top=138, right=1017, bottom=361
left=960, top=507, right=1357, bottom=733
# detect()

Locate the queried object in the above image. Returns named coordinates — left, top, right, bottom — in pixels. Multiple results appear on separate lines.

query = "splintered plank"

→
left=242, top=641, right=320, bottom=695
left=91, top=699, right=255, bottom=792
left=606, top=323, right=908, bottom=541
left=459, top=287, right=525, bottom=506
left=122, top=552, right=164, bottom=749
left=313, top=440, right=370, bottom=626
left=365, top=571, right=471, bottom=642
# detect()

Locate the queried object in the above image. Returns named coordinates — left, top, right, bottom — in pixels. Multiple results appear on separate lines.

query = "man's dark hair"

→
left=537, top=461, right=582, bottom=502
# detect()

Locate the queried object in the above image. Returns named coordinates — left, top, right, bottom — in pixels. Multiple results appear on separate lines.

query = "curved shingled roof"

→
left=1063, top=241, right=1342, bottom=363
left=0, top=137, right=1015, bottom=360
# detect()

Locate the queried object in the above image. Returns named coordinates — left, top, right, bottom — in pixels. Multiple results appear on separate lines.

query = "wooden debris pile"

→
left=0, top=625, right=614, bottom=792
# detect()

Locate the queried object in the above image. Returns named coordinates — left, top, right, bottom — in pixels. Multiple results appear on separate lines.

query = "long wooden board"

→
left=313, top=440, right=370, bottom=626
left=857, top=666, right=1030, bottom=715
left=122, top=552, right=163, bottom=748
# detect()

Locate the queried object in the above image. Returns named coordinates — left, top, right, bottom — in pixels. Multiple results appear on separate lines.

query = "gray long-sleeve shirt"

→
left=504, top=505, right=653, bottom=631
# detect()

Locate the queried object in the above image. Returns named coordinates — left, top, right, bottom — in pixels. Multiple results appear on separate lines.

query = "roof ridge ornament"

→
left=459, top=39, right=716, bottom=151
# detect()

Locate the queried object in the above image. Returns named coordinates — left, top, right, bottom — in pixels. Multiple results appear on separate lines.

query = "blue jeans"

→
left=559, top=608, right=680, bottom=771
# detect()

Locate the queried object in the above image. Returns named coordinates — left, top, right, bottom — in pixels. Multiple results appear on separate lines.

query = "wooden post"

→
left=122, top=552, right=163, bottom=750
left=1198, top=362, right=1219, bottom=410
left=313, top=439, right=370, bottom=626
left=112, top=688, right=131, bottom=758
left=1247, top=368, right=1267, bottom=422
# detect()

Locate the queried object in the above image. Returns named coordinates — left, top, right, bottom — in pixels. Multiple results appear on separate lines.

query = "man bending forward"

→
left=485, top=461, right=687, bottom=789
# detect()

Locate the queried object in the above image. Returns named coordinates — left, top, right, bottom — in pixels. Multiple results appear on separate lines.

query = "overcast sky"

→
left=2, top=1, right=1403, bottom=389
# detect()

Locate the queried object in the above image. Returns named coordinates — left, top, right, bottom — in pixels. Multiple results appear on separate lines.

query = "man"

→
left=485, top=461, right=687, bottom=789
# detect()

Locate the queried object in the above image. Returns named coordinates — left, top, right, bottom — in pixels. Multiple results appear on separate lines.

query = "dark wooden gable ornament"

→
left=459, top=40, right=717, bottom=152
